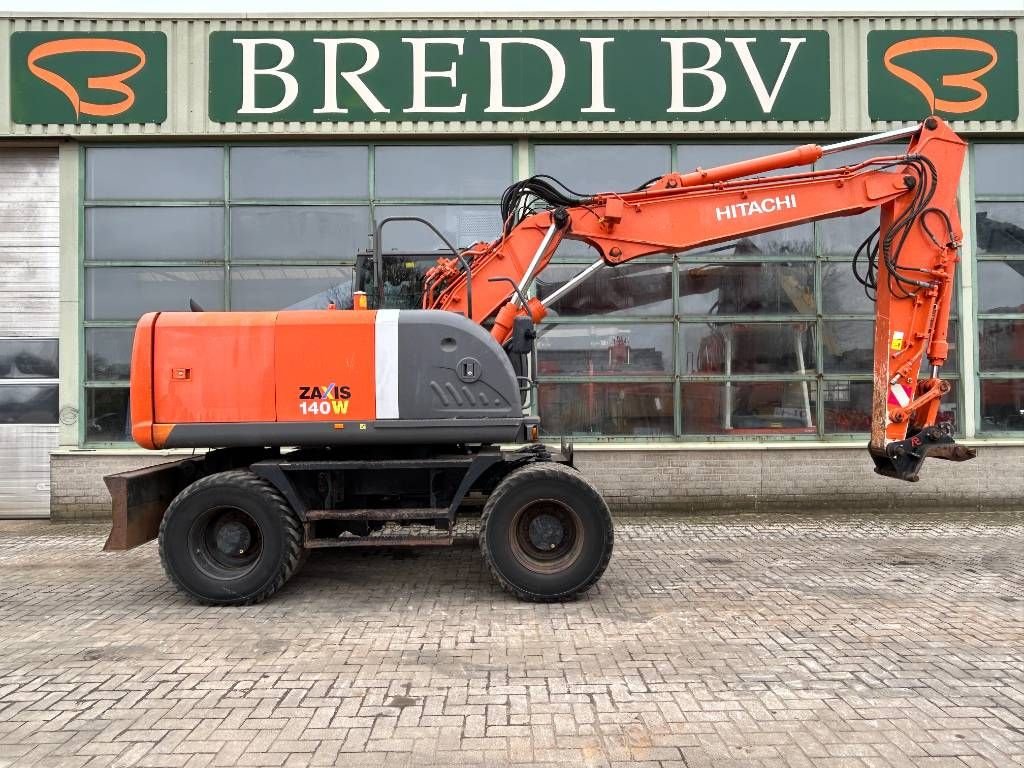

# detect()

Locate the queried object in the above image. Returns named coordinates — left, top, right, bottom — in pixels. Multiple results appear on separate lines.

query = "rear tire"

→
left=480, top=462, right=613, bottom=602
left=158, top=470, right=304, bottom=606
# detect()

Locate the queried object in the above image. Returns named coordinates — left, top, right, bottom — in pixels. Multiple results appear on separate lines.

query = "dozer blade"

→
left=104, top=447, right=276, bottom=551
left=869, top=427, right=977, bottom=483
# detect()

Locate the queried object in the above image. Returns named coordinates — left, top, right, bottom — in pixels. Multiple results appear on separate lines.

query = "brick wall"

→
left=51, top=445, right=1023, bottom=521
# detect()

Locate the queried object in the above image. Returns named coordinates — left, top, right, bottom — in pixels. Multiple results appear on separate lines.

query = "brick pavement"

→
left=0, top=512, right=1022, bottom=768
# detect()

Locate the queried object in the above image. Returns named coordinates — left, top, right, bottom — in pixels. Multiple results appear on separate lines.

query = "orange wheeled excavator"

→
left=106, top=116, right=974, bottom=606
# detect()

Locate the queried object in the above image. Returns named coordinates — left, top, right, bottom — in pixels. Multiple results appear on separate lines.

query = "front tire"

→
left=158, top=470, right=304, bottom=606
left=480, top=462, right=613, bottom=601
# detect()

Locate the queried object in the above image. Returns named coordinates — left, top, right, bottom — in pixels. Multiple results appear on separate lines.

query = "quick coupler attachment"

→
left=869, top=425, right=977, bottom=482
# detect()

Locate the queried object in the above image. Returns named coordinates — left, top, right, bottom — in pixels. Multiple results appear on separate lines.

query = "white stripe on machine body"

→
left=375, top=309, right=400, bottom=419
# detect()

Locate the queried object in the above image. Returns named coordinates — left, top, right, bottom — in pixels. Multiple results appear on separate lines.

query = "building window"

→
left=974, top=143, right=1024, bottom=433
left=80, top=143, right=514, bottom=445
left=0, top=338, right=58, bottom=424
left=531, top=141, right=961, bottom=439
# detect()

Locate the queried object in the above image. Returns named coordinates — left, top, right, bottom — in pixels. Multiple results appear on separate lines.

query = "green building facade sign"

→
left=868, top=30, right=1019, bottom=121
left=10, top=31, right=167, bottom=124
left=208, top=30, right=831, bottom=123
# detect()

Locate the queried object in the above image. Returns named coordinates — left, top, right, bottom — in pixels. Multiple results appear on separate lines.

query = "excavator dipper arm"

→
left=423, top=117, right=973, bottom=481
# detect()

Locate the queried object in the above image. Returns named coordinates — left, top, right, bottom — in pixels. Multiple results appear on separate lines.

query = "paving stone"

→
left=0, top=512, right=1021, bottom=767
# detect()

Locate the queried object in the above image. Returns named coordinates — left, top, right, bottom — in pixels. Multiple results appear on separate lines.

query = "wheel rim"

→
left=187, top=506, right=263, bottom=580
left=508, top=498, right=584, bottom=574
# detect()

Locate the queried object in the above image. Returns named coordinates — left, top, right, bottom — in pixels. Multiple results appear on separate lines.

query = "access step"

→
left=304, top=533, right=455, bottom=549
left=305, top=508, right=446, bottom=522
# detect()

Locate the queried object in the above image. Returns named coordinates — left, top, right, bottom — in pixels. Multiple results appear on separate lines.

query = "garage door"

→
left=0, top=148, right=59, bottom=518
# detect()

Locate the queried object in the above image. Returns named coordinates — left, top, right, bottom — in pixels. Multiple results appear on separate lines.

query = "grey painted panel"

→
left=0, top=424, right=56, bottom=517
left=397, top=310, right=520, bottom=420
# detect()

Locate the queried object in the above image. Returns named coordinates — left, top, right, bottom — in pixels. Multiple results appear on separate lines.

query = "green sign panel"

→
left=209, top=30, right=830, bottom=123
left=10, top=31, right=166, bottom=125
left=868, top=30, right=1019, bottom=121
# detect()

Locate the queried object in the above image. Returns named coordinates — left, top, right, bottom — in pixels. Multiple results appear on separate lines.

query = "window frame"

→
left=79, top=141, right=517, bottom=447
left=970, top=142, right=1024, bottom=436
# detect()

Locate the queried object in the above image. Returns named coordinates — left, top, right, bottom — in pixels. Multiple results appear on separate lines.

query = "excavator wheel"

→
left=158, top=470, right=304, bottom=606
left=480, top=462, right=613, bottom=602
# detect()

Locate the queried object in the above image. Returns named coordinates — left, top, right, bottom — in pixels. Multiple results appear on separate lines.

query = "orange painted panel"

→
left=274, top=310, right=377, bottom=422
left=153, top=312, right=277, bottom=424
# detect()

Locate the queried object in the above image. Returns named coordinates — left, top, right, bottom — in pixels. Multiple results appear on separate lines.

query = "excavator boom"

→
left=423, top=117, right=974, bottom=481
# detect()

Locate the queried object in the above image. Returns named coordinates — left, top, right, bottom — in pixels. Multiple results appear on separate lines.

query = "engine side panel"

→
left=153, top=312, right=278, bottom=424
left=274, top=310, right=378, bottom=422
left=136, top=308, right=530, bottom=448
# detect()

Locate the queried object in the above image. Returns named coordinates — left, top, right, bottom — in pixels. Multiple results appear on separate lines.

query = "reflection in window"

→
left=977, top=262, right=1024, bottom=313
left=86, top=328, right=134, bottom=382
left=0, top=339, right=58, bottom=379
left=975, top=205, right=1024, bottom=255
left=538, top=381, right=672, bottom=437
left=679, top=322, right=815, bottom=375
left=824, top=380, right=958, bottom=435
left=534, top=144, right=671, bottom=194
left=536, top=324, right=672, bottom=376
left=86, top=388, right=131, bottom=442
left=230, top=146, right=369, bottom=200
left=231, top=206, right=371, bottom=261
left=979, top=319, right=1024, bottom=372
left=537, top=263, right=672, bottom=317
left=681, top=381, right=815, bottom=434
left=0, top=384, right=58, bottom=424
left=85, top=267, right=225, bottom=321
left=979, top=379, right=1024, bottom=432
left=230, top=266, right=352, bottom=311
left=679, top=262, right=814, bottom=315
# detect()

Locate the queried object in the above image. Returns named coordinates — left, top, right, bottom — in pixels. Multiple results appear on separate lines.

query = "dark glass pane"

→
left=85, top=328, right=134, bottom=381
left=979, top=319, right=1024, bottom=372
left=374, top=146, right=512, bottom=199
left=0, top=384, right=58, bottom=424
left=0, top=339, right=58, bottom=379
left=230, top=146, right=369, bottom=199
left=534, top=145, right=670, bottom=193
left=537, top=381, right=672, bottom=437
left=694, top=225, right=814, bottom=261
left=86, top=207, right=224, bottom=262
left=822, top=320, right=959, bottom=375
left=822, top=260, right=958, bottom=317
left=977, top=261, right=1024, bottom=313
left=86, top=147, right=223, bottom=201
left=230, top=206, right=371, bottom=261
left=86, top=388, right=132, bottom=442
left=679, top=322, right=815, bottom=375
left=823, top=380, right=958, bottom=435
left=680, top=381, right=815, bottom=435
left=537, top=263, right=672, bottom=317
left=818, top=211, right=879, bottom=258
left=821, top=260, right=874, bottom=314
left=231, top=266, right=353, bottom=310
left=975, top=204, right=1024, bottom=256
left=822, top=379, right=872, bottom=434
left=374, top=205, right=502, bottom=251
left=536, top=324, right=672, bottom=376
left=85, top=267, right=225, bottom=321
left=822, top=319, right=871, bottom=374
left=974, top=145, right=1024, bottom=196
left=679, top=262, right=814, bottom=315
left=980, top=379, right=1024, bottom=432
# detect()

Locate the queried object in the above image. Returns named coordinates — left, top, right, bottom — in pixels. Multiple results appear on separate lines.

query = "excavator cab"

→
left=353, top=250, right=440, bottom=310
